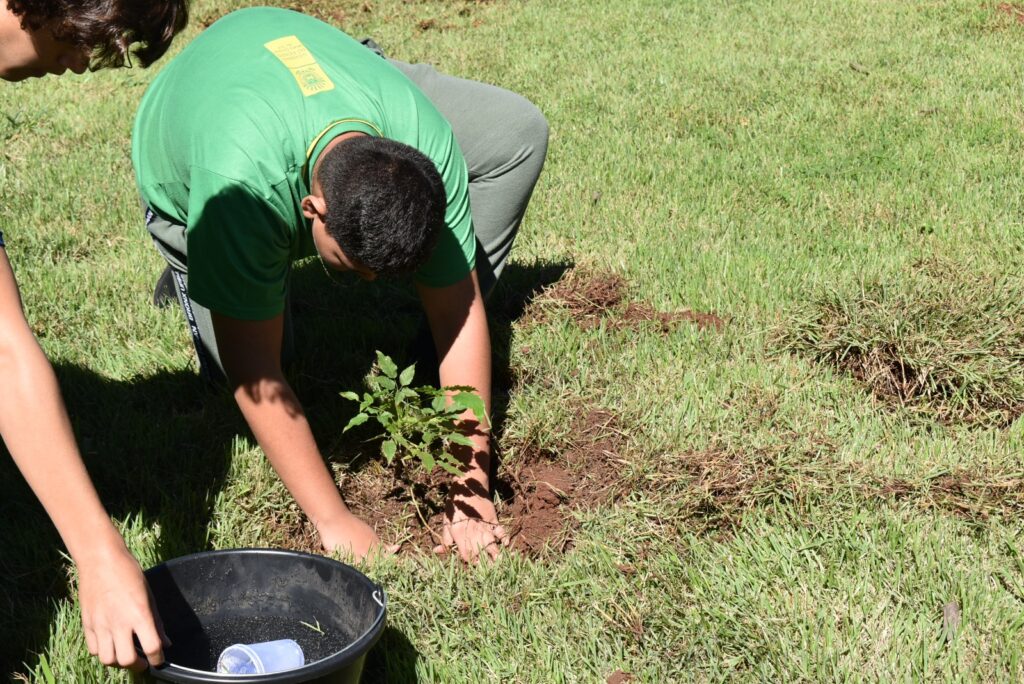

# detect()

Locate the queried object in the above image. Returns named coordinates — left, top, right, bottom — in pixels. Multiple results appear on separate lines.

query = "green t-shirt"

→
left=131, top=7, right=475, bottom=320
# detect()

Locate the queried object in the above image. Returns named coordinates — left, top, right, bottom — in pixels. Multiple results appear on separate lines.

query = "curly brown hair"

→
left=6, top=0, right=189, bottom=69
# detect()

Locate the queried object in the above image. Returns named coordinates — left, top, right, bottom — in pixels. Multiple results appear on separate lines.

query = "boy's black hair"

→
left=317, top=136, right=445, bottom=277
left=7, top=0, right=189, bottom=69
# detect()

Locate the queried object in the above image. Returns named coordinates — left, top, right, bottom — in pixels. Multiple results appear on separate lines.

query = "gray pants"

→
left=146, top=58, right=548, bottom=380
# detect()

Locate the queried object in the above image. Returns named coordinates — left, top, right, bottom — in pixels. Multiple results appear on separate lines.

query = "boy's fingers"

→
left=83, top=624, right=99, bottom=656
left=460, top=544, right=475, bottom=564
left=136, top=621, right=165, bottom=668
left=434, top=521, right=456, bottom=556
left=114, top=629, right=141, bottom=669
left=128, top=656, right=149, bottom=674
left=98, top=633, right=117, bottom=666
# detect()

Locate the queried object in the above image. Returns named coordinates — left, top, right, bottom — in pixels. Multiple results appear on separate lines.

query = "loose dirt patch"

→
left=778, top=261, right=1024, bottom=428
left=655, top=441, right=1024, bottom=537
left=286, top=434, right=1024, bottom=556
left=668, top=445, right=828, bottom=534
left=607, top=672, right=636, bottom=684
left=523, top=268, right=724, bottom=333
left=996, top=2, right=1024, bottom=22
left=500, top=408, right=630, bottom=554
left=915, top=469, right=1024, bottom=520
left=317, top=406, right=633, bottom=556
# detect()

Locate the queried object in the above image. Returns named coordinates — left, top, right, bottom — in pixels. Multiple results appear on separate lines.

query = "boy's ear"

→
left=301, top=194, right=327, bottom=221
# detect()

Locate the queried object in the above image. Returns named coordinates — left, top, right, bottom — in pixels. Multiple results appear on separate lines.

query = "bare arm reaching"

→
left=418, top=268, right=508, bottom=563
left=211, top=311, right=385, bottom=559
left=0, top=249, right=164, bottom=671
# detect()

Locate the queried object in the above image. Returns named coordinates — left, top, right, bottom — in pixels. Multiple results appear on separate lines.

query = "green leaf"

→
left=439, top=459, right=464, bottom=476
left=399, top=363, right=416, bottom=387
left=339, top=390, right=360, bottom=402
left=377, top=351, right=398, bottom=378
left=452, top=392, right=487, bottom=423
left=377, top=376, right=397, bottom=391
left=343, top=413, right=370, bottom=432
left=443, top=385, right=477, bottom=392
left=381, top=439, right=397, bottom=463
left=421, top=450, right=435, bottom=471
left=431, top=394, right=447, bottom=412
left=396, top=387, right=418, bottom=403
left=447, top=432, right=475, bottom=448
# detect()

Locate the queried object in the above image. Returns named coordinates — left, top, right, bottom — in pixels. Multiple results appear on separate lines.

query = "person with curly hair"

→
left=0, top=0, right=186, bottom=79
left=0, top=0, right=189, bottom=673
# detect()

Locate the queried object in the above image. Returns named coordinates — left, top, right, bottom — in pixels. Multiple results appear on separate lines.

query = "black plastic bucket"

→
left=142, top=549, right=386, bottom=684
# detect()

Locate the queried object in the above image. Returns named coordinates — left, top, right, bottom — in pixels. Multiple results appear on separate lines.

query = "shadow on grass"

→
left=0, top=482, right=64, bottom=676
left=362, top=626, right=420, bottom=683
left=287, top=256, right=573, bottom=461
left=0, top=365, right=240, bottom=676
left=0, top=256, right=570, bottom=677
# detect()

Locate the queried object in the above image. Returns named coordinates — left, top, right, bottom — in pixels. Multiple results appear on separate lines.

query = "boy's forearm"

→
left=0, top=329, right=126, bottom=562
left=231, top=373, right=350, bottom=528
left=1, top=258, right=162, bottom=669
left=434, top=285, right=493, bottom=489
left=214, top=311, right=351, bottom=528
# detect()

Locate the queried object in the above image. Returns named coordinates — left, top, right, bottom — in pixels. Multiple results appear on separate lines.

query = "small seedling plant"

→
left=341, top=351, right=487, bottom=476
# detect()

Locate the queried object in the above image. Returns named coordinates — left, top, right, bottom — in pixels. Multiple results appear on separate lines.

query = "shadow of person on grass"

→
left=360, top=626, right=420, bottom=683
left=0, top=364, right=241, bottom=678
left=0, top=483, right=66, bottom=677
left=287, top=254, right=572, bottom=532
left=0, top=256, right=569, bottom=679
left=286, top=255, right=573, bottom=464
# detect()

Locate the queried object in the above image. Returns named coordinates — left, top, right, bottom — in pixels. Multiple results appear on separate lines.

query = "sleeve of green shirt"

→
left=414, top=130, right=476, bottom=288
left=185, top=166, right=292, bottom=320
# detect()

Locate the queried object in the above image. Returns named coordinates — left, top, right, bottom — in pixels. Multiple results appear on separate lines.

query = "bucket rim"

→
left=144, top=548, right=388, bottom=683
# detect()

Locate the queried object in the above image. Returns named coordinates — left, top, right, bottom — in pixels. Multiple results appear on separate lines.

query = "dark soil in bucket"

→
left=144, top=550, right=385, bottom=683
left=166, top=613, right=351, bottom=670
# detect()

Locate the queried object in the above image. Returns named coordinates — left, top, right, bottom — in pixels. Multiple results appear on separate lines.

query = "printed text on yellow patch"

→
left=265, top=36, right=335, bottom=96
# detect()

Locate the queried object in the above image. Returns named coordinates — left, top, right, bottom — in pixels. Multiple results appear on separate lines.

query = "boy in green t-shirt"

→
left=133, top=8, right=548, bottom=564
left=0, top=0, right=187, bottom=672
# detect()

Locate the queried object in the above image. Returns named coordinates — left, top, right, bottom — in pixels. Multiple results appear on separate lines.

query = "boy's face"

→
left=0, top=9, right=90, bottom=81
left=307, top=204, right=378, bottom=283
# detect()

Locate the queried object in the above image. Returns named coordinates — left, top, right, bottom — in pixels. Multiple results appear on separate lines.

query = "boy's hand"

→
left=78, top=544, right=167, bottom=671
left=316, top=508, right=400, bottom=560
left=435, top=486, right=509, bottom=563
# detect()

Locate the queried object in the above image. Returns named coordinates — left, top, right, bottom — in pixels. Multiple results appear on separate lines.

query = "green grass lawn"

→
left=2, top=0, right=1023, bottom=681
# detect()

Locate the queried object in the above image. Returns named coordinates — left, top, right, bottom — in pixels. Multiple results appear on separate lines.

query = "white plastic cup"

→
left=216, top=639, right=305, bottom=675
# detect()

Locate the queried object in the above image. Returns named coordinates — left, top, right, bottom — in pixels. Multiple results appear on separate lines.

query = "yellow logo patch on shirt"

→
left=265, top=35, right=335, bottom=96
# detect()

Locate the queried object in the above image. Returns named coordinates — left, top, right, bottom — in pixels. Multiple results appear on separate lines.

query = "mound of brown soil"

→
left=524, top=268, right=724, bottom=333
left=501, top=408, right=629, bottom=554
left=997, top=2, right=1024, bottom=23
left=318, top=407, right=632, bottom=557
